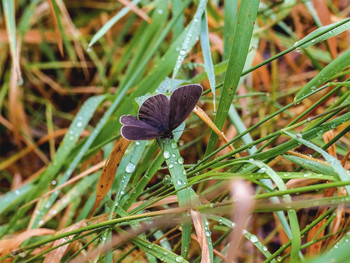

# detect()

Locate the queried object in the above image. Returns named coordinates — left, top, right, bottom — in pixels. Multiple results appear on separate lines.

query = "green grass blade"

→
left=0, top=183, right=33, bottom=215
left=2, top=0, right=22, bottom=84
left=200, top=10, right=216, bottom=109
left=88, top=0, right=143, bottom=49
left=295, top=48, right=350, bottom=102
left=163, top=137, right=212, bottom=260
left=249, top=160, right=301, bottom=261
left=205, top=0, right=260, bottom=155
left=284, top=131, right=350, bottom=194
left=171, top=0, right=208, bottom=81
left=294, top=18, right=350, bottom=49
left=223, top=0, right=238, bottom=60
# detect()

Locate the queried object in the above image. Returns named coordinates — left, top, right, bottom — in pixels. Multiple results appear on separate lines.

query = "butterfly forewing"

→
left=169, top=84, right=203, bottom=130
left=138, top=94, right=170, bottom=130
left=120, top=115, right=164, bottom=140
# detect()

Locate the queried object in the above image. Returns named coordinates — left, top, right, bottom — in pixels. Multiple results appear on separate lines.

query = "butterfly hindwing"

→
left=120, top=115, right=164, bottom=140
left=138, top=94, right=170, bottom=130
left=169, top=84, right=203, bottom=130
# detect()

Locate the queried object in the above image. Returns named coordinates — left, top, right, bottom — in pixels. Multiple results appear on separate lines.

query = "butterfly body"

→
left=120, top=84, right=203, bottom=141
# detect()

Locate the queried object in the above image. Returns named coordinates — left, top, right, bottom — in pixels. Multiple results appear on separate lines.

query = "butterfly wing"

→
left=138, top=94, right=170, bottom=130
left=169, top=84, right=203, bottom=130
left=120, top=115, right=164, bottom=140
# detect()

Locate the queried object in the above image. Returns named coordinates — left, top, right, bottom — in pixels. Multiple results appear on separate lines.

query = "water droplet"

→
left=177, top=180, right=182, bottom=185
left=175, top=256, right=183, bottom=262
left=126, top=162, right=136, bottom=173
left=135, top=141, right=140, bottom=145
left=317, top=130, right=324, bottom=136
left=205, top=231, right=211, bottom=237
left=169, top=164, right=174, bottom=169
left=17, top=77, right=24, bottom=86
left=178, top=157, right=184, bottom=164
left=87, top=47, right=92, bottom=52
left=296, top=133, right=302, bottom=138
left=172, top=153, right=176, bottom=158
left=163, top=151, right=170, bottom=159
left=51, top=180, right=57, bottom=185
left=250, top=235, right=258, bottom=243
left=171, top=141, right=177, bottom=148
left=157, top=9, right=163, bottom=15
left=179, top=49, right=186, bottom=55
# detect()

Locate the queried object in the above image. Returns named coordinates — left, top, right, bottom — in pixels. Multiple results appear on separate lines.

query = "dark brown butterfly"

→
left=120, top=84, right=203, bottom=140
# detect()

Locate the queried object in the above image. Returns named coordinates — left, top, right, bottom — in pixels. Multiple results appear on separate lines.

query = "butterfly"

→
left=120, top=84, right=203, bottom=141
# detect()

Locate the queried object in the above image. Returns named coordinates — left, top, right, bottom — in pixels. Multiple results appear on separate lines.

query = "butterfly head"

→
left=162, top=130, right=174, bottom=139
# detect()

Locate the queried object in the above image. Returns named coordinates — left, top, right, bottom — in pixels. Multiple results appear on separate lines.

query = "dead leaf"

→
left=89, top=138, right=131, bottom=217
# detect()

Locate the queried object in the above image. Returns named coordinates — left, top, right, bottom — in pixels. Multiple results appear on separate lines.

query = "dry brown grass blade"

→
left=313, top=0, right=338, bottom=59
left=118, top=0, right=152, bottom=23
left=341, top=147, right=350, bottom=167
left=193, top=106, right=238, bottom=157
left=191, top=210, right=210, bottom=263
left=44, top=220, right=86, bottom=263
left=253, top=51, right=271, bottom=91
left=0, top=29, right=57, bottom=43
left=31, top=68, right=68, bottom=94
left=226, top=180, right=254, bottom=262
left=56, top=0, right=90, bottom=78
left=89, top=138, right=131, bottom=217
left=323, top=131, right=337, bottom=157
left=0, top=228, right=55, bottom=257
left=8, top=64, right=26, bottom=147
left=47, top=0, right=63, bottom=56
